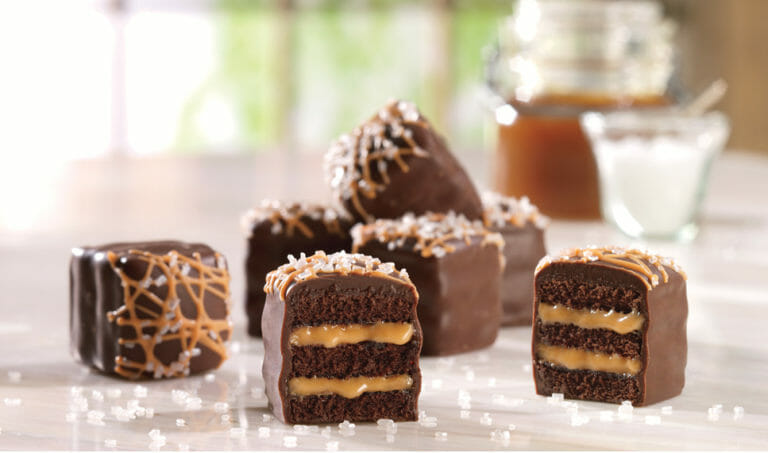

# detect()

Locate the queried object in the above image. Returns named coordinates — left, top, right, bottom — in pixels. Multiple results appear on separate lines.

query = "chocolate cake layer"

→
left=536, top=278, right=644, bottom=313
left=534, top=363, right=641, bottom=404
left=287, top=277, right=415, bottom=326
left=533, top=247, right=688, bottom=406
left=535, top=322, right=642, bottom=359
left=290, top=340, right=421, bottom=378
left=286, top=389, right=419, bottom=424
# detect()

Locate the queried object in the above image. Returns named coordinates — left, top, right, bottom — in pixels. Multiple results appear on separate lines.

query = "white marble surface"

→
left=0, top=151, right=767, bottom=450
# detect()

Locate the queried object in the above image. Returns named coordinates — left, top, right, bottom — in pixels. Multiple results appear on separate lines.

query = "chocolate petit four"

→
left=243, top=200, right=353, bottom=337
left=482, top=192, right=548, bottom=326
left=324, top=99, right=483, bottom=223
left=352, top=212, right=504, bottom=356
left=262, top=251, right=422, bottom=424
left=70, top=241, right=232, bottom=379
left=533, top=246, right=687, bottom=405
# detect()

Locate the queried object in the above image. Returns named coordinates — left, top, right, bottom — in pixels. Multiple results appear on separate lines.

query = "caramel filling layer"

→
left=538, top=304, right=644, bottom=335
left=288, top=375, right=413, bottom=398
left=538, top=345, right=642, bottom=375
left=289, top=322, right=414, bottom=348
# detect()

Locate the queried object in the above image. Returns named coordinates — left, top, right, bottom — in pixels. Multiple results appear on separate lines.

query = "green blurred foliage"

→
left=176, top=0, right=511, bottom=153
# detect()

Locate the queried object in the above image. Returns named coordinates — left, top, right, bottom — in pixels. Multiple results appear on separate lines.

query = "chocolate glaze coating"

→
left=343, top=123, right=483, bottom=222
left=533, top=261, right=687, bottom=405
left=357, top=238, right=501, bottom=356
left=70, top=240, right=231, bottom=379
left=491, top=222, right=546, bottom=326
left=262, top=274, right=421, bottom=424
left=245, top=215, right=352, bottom=337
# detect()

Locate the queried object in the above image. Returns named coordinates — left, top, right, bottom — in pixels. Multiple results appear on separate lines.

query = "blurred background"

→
left=0, top=0, right=766, bottom=232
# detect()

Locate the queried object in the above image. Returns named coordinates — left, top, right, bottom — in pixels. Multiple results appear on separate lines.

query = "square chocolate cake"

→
left=243, top=200, right=353, bottom=337
left=262, top=251, right=422, bottom=424
left=352, top=212, right=504, bottom=356
left=532, top=246, right=687, bottom=405
left=482, top=192, right=548, bottom=326
left=70, top=241, right=232, bottom=379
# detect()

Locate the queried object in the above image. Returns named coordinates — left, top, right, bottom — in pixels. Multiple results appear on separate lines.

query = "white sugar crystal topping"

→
left=481, top=191, right=549, bottom=229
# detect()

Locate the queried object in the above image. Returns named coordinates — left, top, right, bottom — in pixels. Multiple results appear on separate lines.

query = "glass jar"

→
left=486, top=0, right=677, bottom=219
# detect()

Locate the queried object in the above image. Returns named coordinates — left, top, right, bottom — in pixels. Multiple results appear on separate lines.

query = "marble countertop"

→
left=0, top=151, right=766, bottom=450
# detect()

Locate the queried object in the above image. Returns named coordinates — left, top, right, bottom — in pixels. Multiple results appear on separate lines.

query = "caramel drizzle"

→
left=243, top=201, right=349, bottom=239
left=106, top=250, right=232, bottom=379
left=325, top=100, right=430, bottom=221
left=535, top=246, right=686, bottom=290
left=264, top=250, right=413, bottom=302
left=351, top=212, right=505, bottom=261
left=481, top=192, right=549, bottom=229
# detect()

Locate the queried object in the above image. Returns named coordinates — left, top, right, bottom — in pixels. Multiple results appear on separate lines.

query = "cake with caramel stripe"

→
left=262, top=251, right=421, bottom=424
left=532, top=246, right=688, bottom=405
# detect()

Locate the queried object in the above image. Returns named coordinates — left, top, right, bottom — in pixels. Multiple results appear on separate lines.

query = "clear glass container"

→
left=486, top=0, right=677, bottom=219
left=581, top=110, right=730, bottom=241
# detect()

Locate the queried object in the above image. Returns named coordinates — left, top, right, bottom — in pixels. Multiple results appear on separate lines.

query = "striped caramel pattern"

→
left=106, top=250, right=231, bottom=379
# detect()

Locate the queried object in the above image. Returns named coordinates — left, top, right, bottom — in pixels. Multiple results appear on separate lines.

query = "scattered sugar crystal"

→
left=283, top=435, right=298, bottom=448
left=480, top=413, right=493, bottom=426
left=104, top=439, right=117, bottom=448
left=437, top=357, right=455, bottom=368
left=465, top=369, right=476, bottom=381
left=177, top=443, right=190, bottom=451
left=148, top=429, right=164, bottom=441
left=661, top=406, right=673, bottom=415
left=176, top=418, right=186, bottom=427
left=149, top=440, right=166, bottom=451
left=258, top=427, right=270, bottom=438
left=70, top=386, right=84, bottom=397
left=599, top=411, right=614, bottom=422
left=251, top=387, right=265, bottom=400
left=4, top=397, right=21, bottom=407
left=87, top=410, right=105, bottom=425
left=618, top=401, right=634, bottom=420
left=7, top=371, right=21, bottom=383
left=229, top=427, right=245, bottom=438
left=707, top=407, right=720, bottom=422
left=145, top=407, right=154, bottom=419
left=492, top=393, right=506, bottom=405
left=570, top=414, right=590, bottom=426
left=547, top=393, right=564, bottom=405
left=508, top=424, right=517, bottom=431
left=488, top=377, right=497, bottom=387
left=326, top=440, right=339, bottom=451
left=491, top=429, right=511, bottom=446
left=107, top=388, right=122, bottom=399
left=214, top=402, right=229, bottom=413
left=431, top=379, right=443, bottom=390
left=338, top=420, right=356, bottom=437
left=320, top=427, right=332, bottom=439
left=522, top=363, right=532, bottom=373
left=460, top=410, right=471, bottom=420
left=231, top=341, right=242, bottom=354
left=204, top=373, right=216, bottom=383
left=65, top=412, right=77, bottom=422
left=645, top=415, right=662, bottom=425
left=376, top=418, right=395, bottom=432
left=385, top=433, right=395, bottom=443
left=435, top=432, right=448, bottom=442
left=91, top=390, right=104, bottom=402
left=419, top=416, right=438, bottom=428
left=733, top=406, right=745, bottom=420
left=220, top=414, right=231, bottom=424
left=185, top=397, right=202, bottom=410
left=134, top=385, right=148, bottom=398
left=563, top=402, right=579, bottom=415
